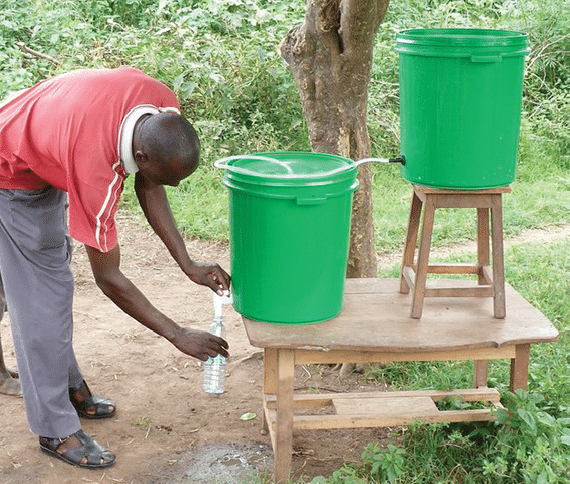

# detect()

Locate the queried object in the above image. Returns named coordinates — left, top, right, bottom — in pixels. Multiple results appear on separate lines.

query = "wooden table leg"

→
left=274, top=348, right=295, bottom=484
left=263, top=348, right=278, bottom=433
left=510, top=344, right=530, bottom=391
left=473, top=360, right=489, bottom=388
left=475, top=211, right=491, bottom=384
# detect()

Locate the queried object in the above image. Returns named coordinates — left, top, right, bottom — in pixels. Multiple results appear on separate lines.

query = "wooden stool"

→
left=400, top=184, right=511, bottom=319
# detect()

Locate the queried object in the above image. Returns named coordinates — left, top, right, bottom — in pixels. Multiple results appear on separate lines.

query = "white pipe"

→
left=213, top=155, right=396, bottom=178
left=354, top=157, right=391, bottom=166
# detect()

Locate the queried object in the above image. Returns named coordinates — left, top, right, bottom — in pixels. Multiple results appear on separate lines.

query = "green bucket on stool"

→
left=217, top=152, right=359, bottom=324
left=395, top=28, right=530, bottom=188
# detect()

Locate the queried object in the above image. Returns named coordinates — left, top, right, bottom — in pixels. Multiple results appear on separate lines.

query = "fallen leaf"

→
left=239, top=412, right=257, bottom=421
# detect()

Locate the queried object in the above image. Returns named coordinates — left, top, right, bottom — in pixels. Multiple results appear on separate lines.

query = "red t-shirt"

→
left=0, top=67, right=180, bottom=252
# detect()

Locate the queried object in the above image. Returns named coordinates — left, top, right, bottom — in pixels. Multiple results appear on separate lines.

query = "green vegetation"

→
left=1, top=0, right=569, bottom=482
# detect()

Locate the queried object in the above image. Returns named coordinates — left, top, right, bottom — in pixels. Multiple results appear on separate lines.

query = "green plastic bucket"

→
left=215, top=152, right=359, bottom=324
left=395, top=28, right=530, bottom=188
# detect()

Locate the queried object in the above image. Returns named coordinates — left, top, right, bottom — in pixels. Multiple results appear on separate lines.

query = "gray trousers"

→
left=0, top=187, right=83, bottom=438
left=0, top=272, right=5, bottom=314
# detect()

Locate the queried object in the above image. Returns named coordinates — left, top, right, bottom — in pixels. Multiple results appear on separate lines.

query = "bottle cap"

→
left=213, top=291, right=232, bottom=317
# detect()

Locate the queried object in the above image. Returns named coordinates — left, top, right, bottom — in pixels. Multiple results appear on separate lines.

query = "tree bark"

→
left=280, top=0, right=390, bottom=278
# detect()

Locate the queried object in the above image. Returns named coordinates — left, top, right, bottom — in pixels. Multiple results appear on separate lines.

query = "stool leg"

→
left=491, top=195, right=506, bottom=319
left=411, top=197, right=436, bottom=318
left=400, top=191, right=423, bottom=294
left=477, top=208, right=490, bottom=285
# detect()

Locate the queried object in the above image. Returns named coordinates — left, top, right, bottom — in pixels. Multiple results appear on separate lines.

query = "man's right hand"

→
left=85, top=244, right=229, bottom=361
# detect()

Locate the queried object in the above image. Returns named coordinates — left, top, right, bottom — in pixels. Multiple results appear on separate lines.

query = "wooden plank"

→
left=265, top=387, right=502, bottom=406
left=431, top=195, right=496, bottom=209
left=414, top=185, right=512, bottom=195
left=333, top=395, right=439, bottom=417
left=427, top=264, right=480, bottom=274
left=424, top=285, right=494, bottom=298
left=265, top=393, right=334, bottom=409
left=293, top=346, right=515, bottom=366
left=243, top=279, right=559, bottom=352
left=263, top=394, right=502, bottom=431
left=290, top=409, right=497, bottom=430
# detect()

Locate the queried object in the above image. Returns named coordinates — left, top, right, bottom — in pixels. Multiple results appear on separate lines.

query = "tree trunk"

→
left=279, top=0, right=390, bottom=279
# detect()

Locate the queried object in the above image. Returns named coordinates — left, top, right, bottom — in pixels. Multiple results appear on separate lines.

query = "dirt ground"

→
left=0, top=212, right=392, bottom=484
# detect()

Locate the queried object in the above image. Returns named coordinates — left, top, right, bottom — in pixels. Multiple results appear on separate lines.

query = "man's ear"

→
left=134, top=150, right=148, bottom=168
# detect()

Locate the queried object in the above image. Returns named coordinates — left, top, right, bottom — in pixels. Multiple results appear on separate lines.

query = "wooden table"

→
left=242, top=278, right=559, bottom=483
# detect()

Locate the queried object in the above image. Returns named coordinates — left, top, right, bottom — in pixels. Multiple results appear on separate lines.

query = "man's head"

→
left=133, top=113, right=199, bottom=186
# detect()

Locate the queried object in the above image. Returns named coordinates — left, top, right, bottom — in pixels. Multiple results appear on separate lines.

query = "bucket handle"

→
left=471, top=55, right=503, bottom=63
left=296, top=197, right=327, bottom=205
left=214, top=155, right=296, bottom=177
left=214, top=154, right=405, bottom=178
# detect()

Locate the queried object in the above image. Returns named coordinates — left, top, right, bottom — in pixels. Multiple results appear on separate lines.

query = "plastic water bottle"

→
left=202, top=292, right=231, bottom=394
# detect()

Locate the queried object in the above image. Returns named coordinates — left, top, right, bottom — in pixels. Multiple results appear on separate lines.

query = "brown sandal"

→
left=39, top=430, right=115, bottom=469
left=69, top=380, right=116, bottom=419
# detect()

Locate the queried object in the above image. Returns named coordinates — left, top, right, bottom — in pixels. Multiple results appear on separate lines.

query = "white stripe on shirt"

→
left=95, top=161, right=123, bottom=252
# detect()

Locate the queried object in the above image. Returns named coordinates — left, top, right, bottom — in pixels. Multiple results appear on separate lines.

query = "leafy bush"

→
left=308, top=390, right=570, bottom=484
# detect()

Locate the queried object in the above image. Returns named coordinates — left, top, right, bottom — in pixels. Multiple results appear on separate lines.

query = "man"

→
left=0, top=68, right=230, bottom=469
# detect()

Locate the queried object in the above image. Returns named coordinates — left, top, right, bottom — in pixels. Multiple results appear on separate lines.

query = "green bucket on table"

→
left=216, top=152, right=359, bottom=324
left=395, top=28, right=530, bottom=189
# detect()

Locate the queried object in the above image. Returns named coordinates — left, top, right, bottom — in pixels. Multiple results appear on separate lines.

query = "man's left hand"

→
left=171, top=326, right=229, bottom=361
